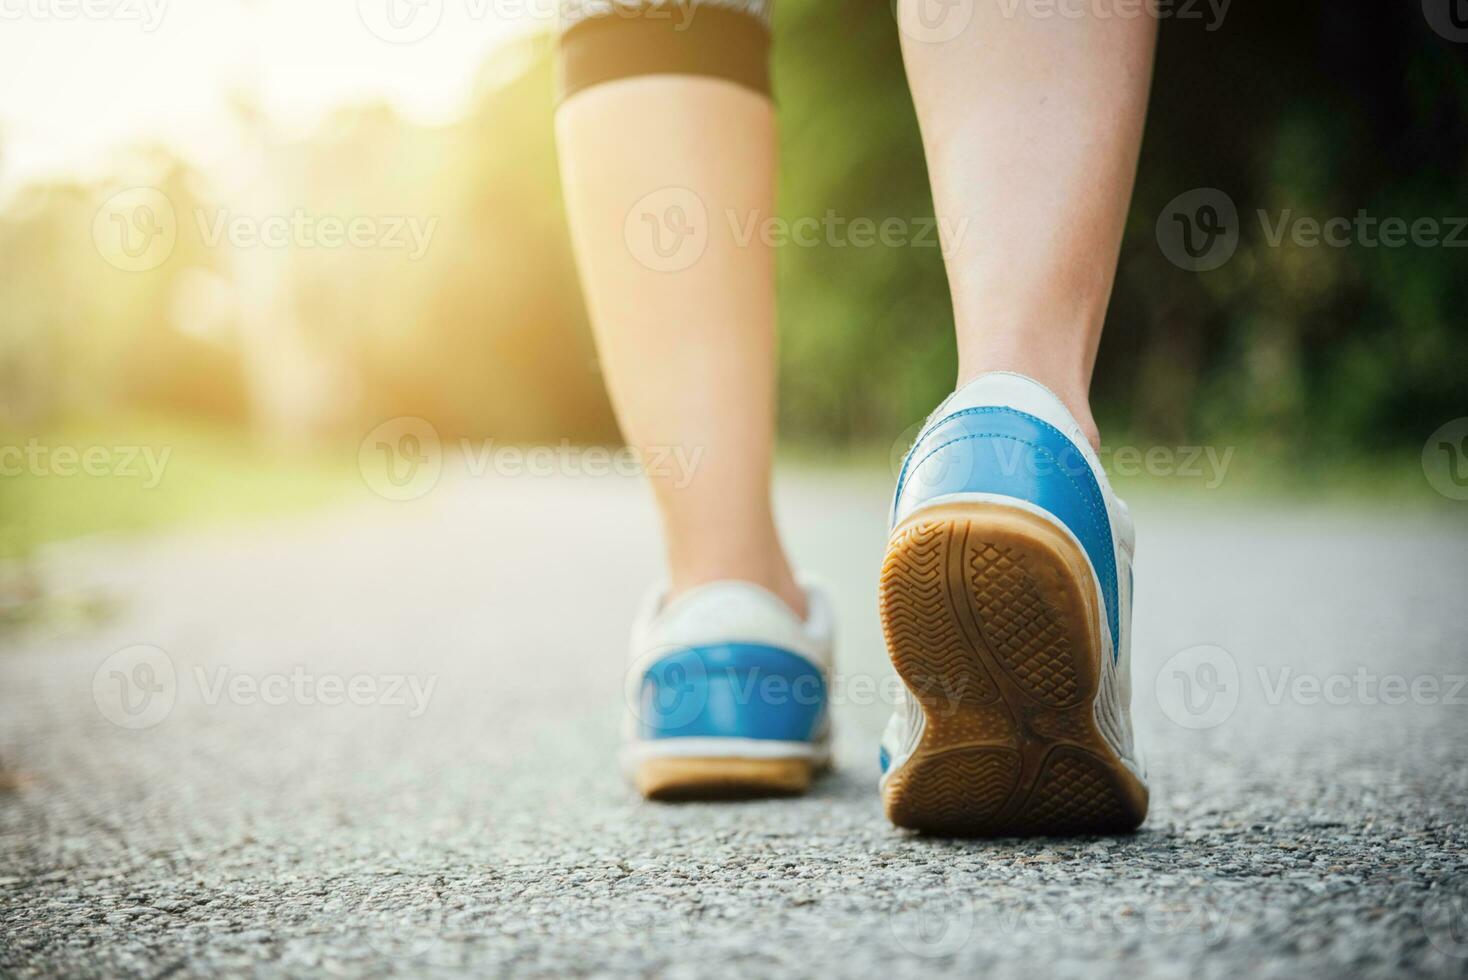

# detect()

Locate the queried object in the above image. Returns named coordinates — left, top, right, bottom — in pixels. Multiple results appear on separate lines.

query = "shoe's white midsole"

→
left=621, top=737, right=830, bottom=771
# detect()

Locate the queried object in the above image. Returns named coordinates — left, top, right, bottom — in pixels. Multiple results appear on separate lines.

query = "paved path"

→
left=3, top=470, right=1467, bottom=978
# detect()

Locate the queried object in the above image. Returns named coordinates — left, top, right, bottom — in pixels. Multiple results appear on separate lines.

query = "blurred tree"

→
left=1, top=5, right=1462, bottom=461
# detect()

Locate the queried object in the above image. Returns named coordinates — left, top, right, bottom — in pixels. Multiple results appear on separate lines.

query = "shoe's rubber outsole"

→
left=879, top=502, right=1147, bottom=836
left=635, top=757, right=816, bottom=800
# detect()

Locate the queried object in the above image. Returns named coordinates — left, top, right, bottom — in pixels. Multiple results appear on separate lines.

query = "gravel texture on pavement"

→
left=3, top=470, right=1467, bottom=978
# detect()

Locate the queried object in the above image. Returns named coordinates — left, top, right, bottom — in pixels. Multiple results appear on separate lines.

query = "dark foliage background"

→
left=773, top=2, right=1468, bottom=457
left=2, top=3, right=1463, bottom=462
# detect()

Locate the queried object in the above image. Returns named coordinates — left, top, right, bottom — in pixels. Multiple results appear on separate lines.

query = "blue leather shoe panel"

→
left=638, top=644, right=827, bottom=741
left=893, top=406, right=1119, bottom=657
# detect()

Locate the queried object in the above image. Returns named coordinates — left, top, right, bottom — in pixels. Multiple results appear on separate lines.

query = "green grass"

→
left=0, top=418, right=358, bottom=557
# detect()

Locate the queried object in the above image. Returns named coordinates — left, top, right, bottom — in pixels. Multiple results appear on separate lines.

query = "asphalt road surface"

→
left=3, top=469, right=1467, bottom=978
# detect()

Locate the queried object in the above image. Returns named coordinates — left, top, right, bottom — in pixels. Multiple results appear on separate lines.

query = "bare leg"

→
left=899, top=2, right=1157, bottom=449
left=556, top=77, right=805, bottom=616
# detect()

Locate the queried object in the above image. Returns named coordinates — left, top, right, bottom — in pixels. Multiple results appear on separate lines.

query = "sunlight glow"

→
left=0, top=0, right=546, bottom=190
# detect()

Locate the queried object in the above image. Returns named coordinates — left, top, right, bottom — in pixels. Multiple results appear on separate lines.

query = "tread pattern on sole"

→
left=882, top=748, right=1019, bottom=834
left=879, top=523, right=999, bottom=706
left=1014, top=750, right=1133, bottom=835
left=880, top=505, right=1147, bottom=837
left=969, top=543, right=1081, bottom=706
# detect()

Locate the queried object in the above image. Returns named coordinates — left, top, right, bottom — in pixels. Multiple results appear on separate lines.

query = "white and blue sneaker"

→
left=878, top=372, right=1148, bottom=835
left=621, top=580, right=833, bottom=798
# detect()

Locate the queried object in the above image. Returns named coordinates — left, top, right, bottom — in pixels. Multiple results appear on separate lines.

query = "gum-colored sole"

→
left=635, top=757, right=816, bottom=801
left=879, top=502, right=1148, bottom=836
